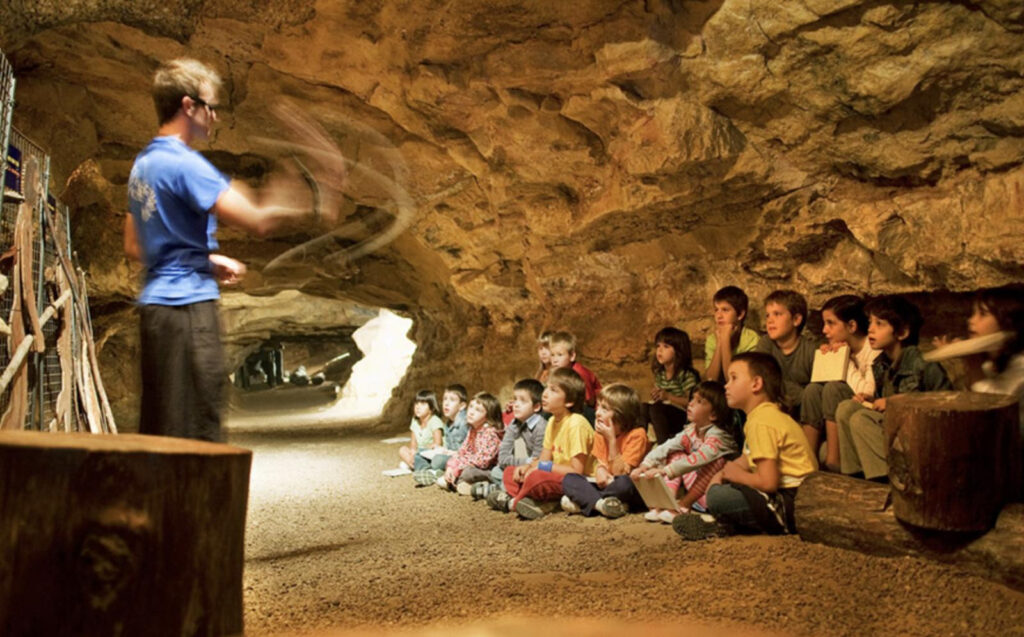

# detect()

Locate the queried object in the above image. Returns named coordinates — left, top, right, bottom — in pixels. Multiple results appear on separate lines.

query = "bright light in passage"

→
left=334, top=309, right=415, bottom=419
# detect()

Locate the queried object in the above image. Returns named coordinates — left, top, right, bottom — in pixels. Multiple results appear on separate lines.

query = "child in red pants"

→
left=487, top=367, right=594, bottom=519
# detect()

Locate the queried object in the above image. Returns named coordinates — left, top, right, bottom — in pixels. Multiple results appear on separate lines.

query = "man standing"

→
left=125, top=58, right=338, bottom=441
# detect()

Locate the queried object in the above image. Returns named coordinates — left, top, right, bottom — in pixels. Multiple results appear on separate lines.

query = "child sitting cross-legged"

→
left=835, top=296, right=951, bottom=481
left=412, top=383, right=469, bottom=485
left=397, top=390, right=445, bottom=473
left=487, top=367, right=595, bottom=520
left=631, top=381, right=737, bottom=524
left=561, top=384, right=651, bottom=518
left=463, top=378, right=547, bottom=501
left=439, top=392, right=503, bottom=493
left=673, top=353, right=816, bottom=540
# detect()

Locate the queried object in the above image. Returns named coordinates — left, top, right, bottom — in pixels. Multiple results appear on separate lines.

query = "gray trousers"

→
left=835, top=398, right=888, bottom=479
left=458, top=465, right=497, bottom=484
left=801, top=381, right=855, bottom=431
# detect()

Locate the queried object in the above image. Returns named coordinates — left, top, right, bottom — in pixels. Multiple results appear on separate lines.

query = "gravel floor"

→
left=234, top=431, right=1024, bottom=637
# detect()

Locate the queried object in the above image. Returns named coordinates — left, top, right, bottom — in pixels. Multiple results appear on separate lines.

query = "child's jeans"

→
left=413, top=451, right=451, bottom=471
left=562, top=474, right=645, bottom=516
left=706, top=483, right=797, bottom=534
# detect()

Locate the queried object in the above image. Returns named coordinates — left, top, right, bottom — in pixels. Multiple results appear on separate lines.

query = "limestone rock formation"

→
left=1, top=1, right=1022, bottom=426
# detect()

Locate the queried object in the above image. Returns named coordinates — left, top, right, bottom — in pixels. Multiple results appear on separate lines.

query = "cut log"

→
left=885, top=391, right=1021, bottom=532
left=796, top=471, right=1024, bottom=593
left=0, top=431, right=252, bottom=636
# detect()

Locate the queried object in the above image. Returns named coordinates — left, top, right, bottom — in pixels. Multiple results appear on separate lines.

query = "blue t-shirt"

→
left=128, top=136, right=230, bottom=305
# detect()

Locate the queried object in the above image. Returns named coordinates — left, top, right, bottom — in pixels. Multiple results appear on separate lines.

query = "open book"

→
left=418, top=448, right=451, bottom=461
left=811, top=345, right=850, bottom=383
left=631, top=475, right=679, bottom=511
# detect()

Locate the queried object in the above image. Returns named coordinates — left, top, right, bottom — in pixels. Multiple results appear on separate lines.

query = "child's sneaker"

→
left=470, top=482, right=494, bottom=500
left=399, top=461, right=411, bottom=471
left=412, top=468, right=441, bottom=486
left=672, top=512, right=726, bottom=540
left=486, top=489, right=511, bottom=512
left=560, top=495, right=581, bottom=515
left=436, top=476, right=451, bottom=490
left=456, top=480, right=474, bottom=496
left=644, top=509, right=662, bottom=522
left=658, top=510, right=678, bottom=524
left=515, top=497, right=556, bottom=520
left=594, top=497, right=628, bottom=519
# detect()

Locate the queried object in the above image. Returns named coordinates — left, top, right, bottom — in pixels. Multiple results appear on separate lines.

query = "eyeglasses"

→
left=188, top=95, right=219, bottom=114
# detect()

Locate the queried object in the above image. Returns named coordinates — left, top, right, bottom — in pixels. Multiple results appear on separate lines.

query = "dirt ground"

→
left=233, top=430, right=1024, bottom=637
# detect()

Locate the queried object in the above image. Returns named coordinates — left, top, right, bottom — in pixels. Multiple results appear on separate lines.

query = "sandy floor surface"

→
left=234, top=430, right=1024, bottom=637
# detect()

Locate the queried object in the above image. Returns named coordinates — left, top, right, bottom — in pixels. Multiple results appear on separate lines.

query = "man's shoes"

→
left=560, top=495, right=582, bottom=515
left=594, top=497, right=628, bottom=519
left=658, top=510, right=678, bottom=524
left=672, top=512, right=727, bottom=541
left=486, top=489, right=511, bottom=512
left=456, top=480, right=474, bottom=496
left=515, top=497, right=556, bottom=520
left=412, top=468, right=441, bottom=486
left=644, top=509, right=662, bottom=522
left=470, top=482, right=494, bottom=500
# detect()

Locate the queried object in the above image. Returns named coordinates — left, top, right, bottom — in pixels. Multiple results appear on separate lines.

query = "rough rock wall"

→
left=2, top=1, right=1023, bottom=427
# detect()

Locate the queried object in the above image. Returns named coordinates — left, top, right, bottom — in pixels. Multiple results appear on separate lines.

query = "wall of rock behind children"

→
left=1, top=1, right=1022, bottom=428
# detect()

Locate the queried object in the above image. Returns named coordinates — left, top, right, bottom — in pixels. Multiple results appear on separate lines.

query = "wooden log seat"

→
left=885, top=391, right=1021, bottom=532
left=796, top=471, right=1024, bottom=593
left=0, top=431, right=252, bottom=636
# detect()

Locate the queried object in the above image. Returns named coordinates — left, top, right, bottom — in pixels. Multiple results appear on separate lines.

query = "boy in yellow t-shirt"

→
left=488, top=367, right=594, bottom=520
left=674, top=352, right=816, bottom=540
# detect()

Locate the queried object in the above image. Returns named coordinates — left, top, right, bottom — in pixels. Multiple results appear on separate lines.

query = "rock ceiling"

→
left=1, top=1, right=1023, bottom=420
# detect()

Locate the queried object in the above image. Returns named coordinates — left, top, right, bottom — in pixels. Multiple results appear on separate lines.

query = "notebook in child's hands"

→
left=631, top=475, right=679, bottom=511
left=811, top=345, right=850, bottom=383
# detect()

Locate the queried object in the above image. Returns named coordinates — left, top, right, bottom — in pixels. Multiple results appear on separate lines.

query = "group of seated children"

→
left=392, top=285, right=1024, bottom=541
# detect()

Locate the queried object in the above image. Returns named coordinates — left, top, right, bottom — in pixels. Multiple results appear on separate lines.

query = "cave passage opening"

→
left=225, top=308, right=415, bottom=432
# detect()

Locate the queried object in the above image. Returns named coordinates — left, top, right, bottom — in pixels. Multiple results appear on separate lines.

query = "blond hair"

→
left=152, top=58, right=223, bottom=124
left=549, top=330, right=577, bottom=355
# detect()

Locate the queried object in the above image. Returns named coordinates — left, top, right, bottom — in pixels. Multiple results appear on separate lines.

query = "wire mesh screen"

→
left=0, top=52, right=13, bottom=178
left=0, top=48, right=113, bottom=434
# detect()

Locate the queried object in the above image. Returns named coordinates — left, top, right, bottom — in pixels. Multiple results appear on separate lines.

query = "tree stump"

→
left=886, top=391, right=1021, bottom=532
left=0, top=431, right=252, bottom=636
left=796, top=471, right=1024, bottom=593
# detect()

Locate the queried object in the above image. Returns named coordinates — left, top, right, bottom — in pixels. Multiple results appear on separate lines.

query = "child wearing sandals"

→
left=439, top=392, right=503, bottom=493
left=631, top=381, right=737, bottom=523
left=561, top=384, right=651, bottom=518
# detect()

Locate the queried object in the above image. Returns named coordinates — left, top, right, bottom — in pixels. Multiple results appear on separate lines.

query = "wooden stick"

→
left=0, top=289, right=72, bottom=396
